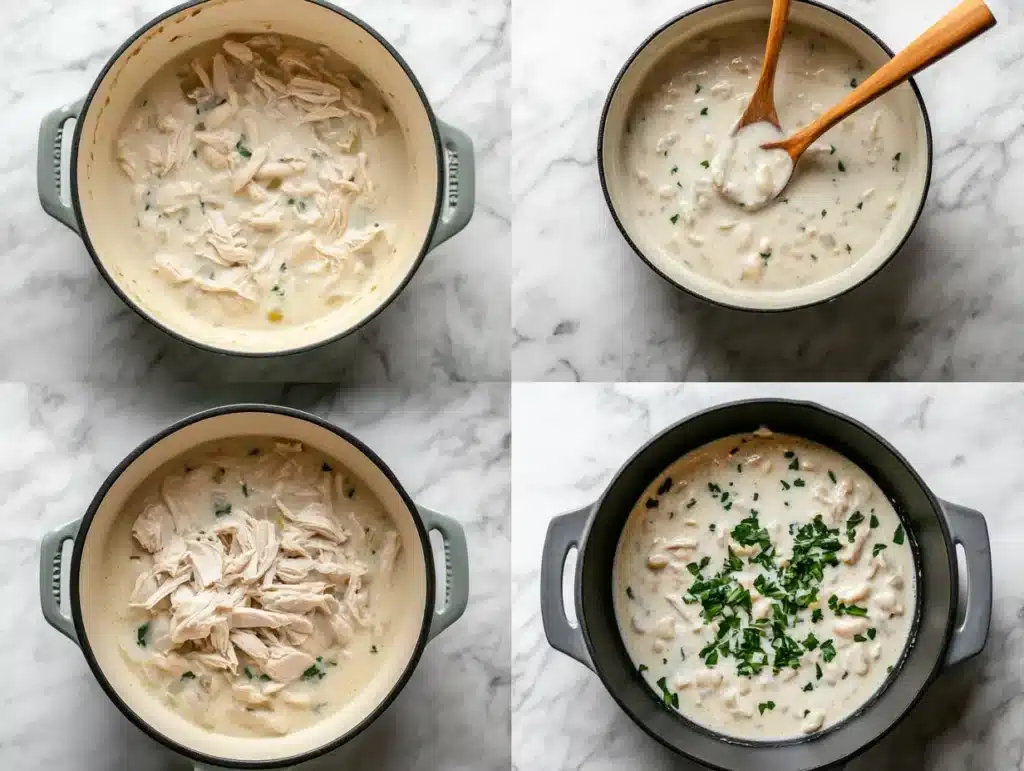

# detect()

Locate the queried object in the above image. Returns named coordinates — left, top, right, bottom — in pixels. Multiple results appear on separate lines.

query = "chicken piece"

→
left=258, top=582, right=330, bottom=614
left=230, top=607, right=297, bottom=630
left=262, top=645, right=316, bottom=684
left=133, top=504, right=173, bottom=553
left=287, top=75, right=341, bottom=104
left=275, top=499, right=347, bottom=543
left=231, top=681, right=271, bottom=707
left=274, top=556, right=315, bottom=583
left=222, top=39, right=254, bottom=64
left=169, top=589, right=232, bottom=643
left=129, top=569, right=192, bottom=610
left=209, top=620, right=239, bottom=674
left=322, top=594, right=354, bottom=644
left=230, top=630, right=270, bottom=662
left=187, top=539, right=225, bottom=587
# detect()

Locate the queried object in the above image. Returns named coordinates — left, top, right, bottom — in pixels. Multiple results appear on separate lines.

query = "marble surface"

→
left=0, top=383, right=510, bottom=771
left=512, top=0, right=1024, bottom=381
left=512, top=382, right=1024, bottom=770
left=0, top=0, right=509, bottom=384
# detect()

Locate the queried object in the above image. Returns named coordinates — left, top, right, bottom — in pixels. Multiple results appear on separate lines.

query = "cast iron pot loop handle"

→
left=37, top=99, right=83, bottom=234
left=429, top=120, right=476, bottom=248
left=940, top=499, right=992, bottom=667
left=39, top=518, right=82, bottom=645
left=418, top=506, right=470, bottom=640
left=540, top=505, right=593, bottom=671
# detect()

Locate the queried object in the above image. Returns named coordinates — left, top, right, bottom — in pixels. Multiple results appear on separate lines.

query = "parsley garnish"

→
left=700, top=160, right=710, bottom=169
left=136, top=623, right=149, bottom=647
left=872, top=543, right=888, bottom=558
left=758, top=701, right=776, bottom=715
left=670, top=214, right=680, bottom=224
left=893, top=525, right=905, bottom=545
left=656, top=676, right=680, bottom=708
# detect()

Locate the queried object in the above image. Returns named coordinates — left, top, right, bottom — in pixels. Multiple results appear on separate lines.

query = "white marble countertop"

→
left=0, top=0, right=509, bottom=384
left=0, top=383, right=510, bottom=771
left=512, top=0, right=1024, bottom=381
left=512, top=382, right=1024, bottom=770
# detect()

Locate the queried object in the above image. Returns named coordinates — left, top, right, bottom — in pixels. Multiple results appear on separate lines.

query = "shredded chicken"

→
left=122, top=439, right=402, bottom=737
left=115, top=33, right=396, bottom=330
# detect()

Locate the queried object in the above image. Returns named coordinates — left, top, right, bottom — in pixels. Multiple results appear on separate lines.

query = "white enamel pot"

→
left=39, top=405, right=470, bottom=769
left=37, top=0, right=475, bottom=355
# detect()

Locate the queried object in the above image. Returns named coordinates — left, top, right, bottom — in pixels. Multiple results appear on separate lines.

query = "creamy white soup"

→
left=111, top=438, right=411, bottom=738
left=115, top=34, right=406, bottom=329
left=622, top=21, right=913, bottom=290
left=613, top=430, right=916, bottom=740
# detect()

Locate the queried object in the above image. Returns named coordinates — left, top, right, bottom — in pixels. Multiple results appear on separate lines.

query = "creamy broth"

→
left=622, top=21, right=913, bottom=290
left=105, top=438, right=413, bottom=738
left=613, top=431, right=916, bottom=740
left=115, top=34, right=406, bottom=329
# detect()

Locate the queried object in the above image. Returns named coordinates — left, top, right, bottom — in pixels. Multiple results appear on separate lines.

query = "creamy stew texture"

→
left=116, top=439, right=408, bottom=737
left=622, top=21, right=912, bottom=290
left=115, top=34, right=404, bottom=329
left=613, top=431, right=915, bottom=740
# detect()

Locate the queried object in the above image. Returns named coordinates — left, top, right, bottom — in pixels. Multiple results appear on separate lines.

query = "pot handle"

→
left=940, top=499, right=992, bottom=667
left=429, top=120, right=476, bottom=248
left=37, top=98, right=83, bottom=234
left=39, top=518, right=82, bottom=645
left=540, top=505, right=593, bottom=671
left=419, top=506, right=470, bottom=641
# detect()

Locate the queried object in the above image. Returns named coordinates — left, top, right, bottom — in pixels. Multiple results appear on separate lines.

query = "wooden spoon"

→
left=735, top=0, right=792, bottom=132
left=765, top=0, right=996, bottom=165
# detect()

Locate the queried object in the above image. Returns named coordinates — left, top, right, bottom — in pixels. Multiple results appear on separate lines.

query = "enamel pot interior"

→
left=577, top=400, right=955, bottom=771
left=69, top=407, right=432, bottom=768
left=599, top=0, right=932, bottom=311
left=72, top=0, right=443, bottom=355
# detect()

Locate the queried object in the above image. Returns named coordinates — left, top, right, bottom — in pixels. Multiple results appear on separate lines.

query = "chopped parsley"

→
left=700, top=159, right=710, bottom=169
left=214, top=501, right=232, bottom=517
left=803, top=682, right=814, bottom=692
left=815, top=663, right=823, bottom=680
left=695, top=84, right=702, bottom=93
left=656, top=676, right=680, bottom=709
left=828, top=470, right=837, bottom=484
left=670, top=165, right=679, bottom=175
left=820, top=640, right=837, bottom=662
left=670, top=214, right=680, bottom=225
left=244, top=665, right=254, bottom=680
left=893, top=525, right=905, bottom=545
left=687, top=498, right=697, bottom=509
left=811, top=608, right=823, bottom=623
left=838, top=160, right=846, bottom=172
left=758, top=701, right=776, bottom=715
left=872, top=543, right=888, bottom=558
left=236, top=140, right=252, bottom=158
left=241, top=483, right=249, bottom=497
left=781, top=480, right=791, bottom=491
left=626, top=586, right=635, bottom=600
left=867, top=628, right=877, bottom=640
left=793, top=479, right=806, bottom=487
left=850, top=77, right=858, bottom=87
left=302, top=663, right=327, bottom=681
left=136, top=623, right=149, bottom=647
left=869, top=514, right=879, bottom=529
left=829, top=145, right=837, bottom=155
left=181, top=671, right=196, bottom=680
left=700, top=107, right=709, bottom=116
left=638, top=664, right=648, bottom=675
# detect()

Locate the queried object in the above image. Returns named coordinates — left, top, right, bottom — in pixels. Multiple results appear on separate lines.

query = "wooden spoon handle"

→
left=738, top=0, right=792, bottom=129
left=779, top=0, right=996, bottom=159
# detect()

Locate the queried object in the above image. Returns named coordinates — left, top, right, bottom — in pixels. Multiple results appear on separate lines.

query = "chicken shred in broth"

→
left=115, top=34, right=402, bottom=328
left=119, top=439, right=403, bottom=737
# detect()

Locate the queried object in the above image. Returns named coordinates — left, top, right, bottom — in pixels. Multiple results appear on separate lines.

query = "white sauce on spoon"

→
left=613, top=430, right=916, bottom=740
left=711, top=121, right=793, bottom=210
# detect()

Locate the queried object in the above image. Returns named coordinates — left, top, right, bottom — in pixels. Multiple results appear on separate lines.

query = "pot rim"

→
left=575, top=397, right=957, bottom=771
left=596, top=0, right=935, bottom=313
left=69, top=0, right=446, bottom=357
left=67, top=403, right=437, bottom=769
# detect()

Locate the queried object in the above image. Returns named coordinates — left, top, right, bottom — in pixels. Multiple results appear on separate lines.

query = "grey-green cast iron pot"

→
left=37, top=0, right=475, bottom=357
left=39, top=404, right=470, bottom=770
left=541, top=399, right=991, bottom=771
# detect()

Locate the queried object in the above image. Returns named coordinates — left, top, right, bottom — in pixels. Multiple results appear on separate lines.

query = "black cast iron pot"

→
left=541, top=399, right=990, bottom=771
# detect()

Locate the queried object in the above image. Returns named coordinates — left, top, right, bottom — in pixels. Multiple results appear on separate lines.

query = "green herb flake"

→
left=670, top=165, right=679, bottom=174
left=214, top=501, right=232, bottom=517
left=792, top=479, right=806, bottom=487
left=829, top=145, right=837, bottom=155
left=259, top=674, right=271, bottom=682
left=857, top=201, right=864, bottom=210
left=828, top=470, right=837, bottom=484
left=854, top=634, right=866, bottom=642
left=838, top=160, right=846, bottom=172
left=872, top=543, right=888, bottom=558
left=700, top=160, right=710, bottom=169
left=700, top=107, right=708, bottom=116
left=758, top=701, right=776, bottom=715
left=136, top=623, right=149, bottom=647
left=181, top=671, right=196, bottom=680
left=244, top=665, right=254, bottom=680
left=656, top=676, right=680, bottom=709
left=812, top=608, right=823, bottom=623
left=241, top=483, right=249, bottom=497
left=638, top=664, right=648, bottom=675
left=867, top=628, right=877, bottom=640
left=869, top=514, right=879, bottom=529
left=850, top=77, right=858, bottom=87
left=820, top=640, right=837, bottom=662
left=816, top=663, right=823, bottom=680
left=803, top=682, right=814, bottom=692
left=893, top=525, right=905, bottom=545
left=781, top=480, right=791, bottom=491
left=236, top=140, right=252, bottom=158
left=670, top=214, right=680, bottom=224
left=821, top=209, right=827, bottom=218
left=695, top=84, right=702, bottom=94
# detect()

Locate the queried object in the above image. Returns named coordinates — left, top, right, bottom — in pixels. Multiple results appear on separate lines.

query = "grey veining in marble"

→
left=0, top=0, right=509, bottom=384
left=0, top=382, right=510, bottom=771
left=511, top=0, right=1024, bottom=382
left=512, top=382, right=1024, bottom=770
